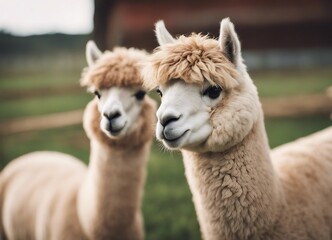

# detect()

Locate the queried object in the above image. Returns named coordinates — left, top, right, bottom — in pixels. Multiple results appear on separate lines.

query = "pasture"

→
left=0, top=53, right=331, bottom=240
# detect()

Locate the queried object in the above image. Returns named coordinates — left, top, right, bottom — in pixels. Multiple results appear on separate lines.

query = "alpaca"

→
left=0, top=41, right=156, bottom=240
left=142, top=19, right=332, bottom=239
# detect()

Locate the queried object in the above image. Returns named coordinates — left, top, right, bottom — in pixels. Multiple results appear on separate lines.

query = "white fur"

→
left=156, top=81, right=218, bottom=150
left=218, top=18, right=242, bottom=69
left=86, top=40, right=103, bottom=67
left=97, top=87, right=145, bottom=138
left=155, top=20, right=176, bottom=46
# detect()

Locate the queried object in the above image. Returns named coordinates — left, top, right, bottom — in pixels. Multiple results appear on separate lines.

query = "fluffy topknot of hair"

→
left=142, top=34, right=239, bottom=90
left=81, top=47, right=148, bottom=90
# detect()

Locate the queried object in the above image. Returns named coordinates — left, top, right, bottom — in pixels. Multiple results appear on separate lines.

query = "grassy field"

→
left=0, top=56, right=331, bottom=239
left=252, top=68, right=332, bottom=98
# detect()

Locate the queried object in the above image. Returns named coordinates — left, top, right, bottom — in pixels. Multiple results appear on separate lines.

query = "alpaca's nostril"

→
left=161, top=114, right=181, bottom=127
left=104, top=111, right=121, bottom=121
left=110, top=111, right=121, bottom=120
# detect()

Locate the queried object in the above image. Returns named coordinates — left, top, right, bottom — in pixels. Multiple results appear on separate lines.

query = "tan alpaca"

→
left=142, top=19, right=332, bottom=239
left=0, top=41, right=156, bottom=240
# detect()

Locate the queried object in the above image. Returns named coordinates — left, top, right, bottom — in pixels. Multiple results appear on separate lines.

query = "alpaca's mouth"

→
left=109, top=127, right=123, bottom=136
left=163, top=129, right=188, bottom=141
left=107, top=121, right=127, bottom=136
left=162, top=129, right=189, bottom=148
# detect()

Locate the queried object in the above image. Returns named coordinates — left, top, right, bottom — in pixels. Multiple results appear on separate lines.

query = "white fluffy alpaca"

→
left=142, top=19, right=332, bottom=239
left=0, top=41, right=156, bottom=240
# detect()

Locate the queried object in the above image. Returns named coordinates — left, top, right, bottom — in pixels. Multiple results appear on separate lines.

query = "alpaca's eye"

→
left=134, top=90, right=146, bottom=101
left=156, top=89, right=163, bottom=97
left=203, top=86, right=222, bottom=99
left=94, top=91, right=101, bottom=99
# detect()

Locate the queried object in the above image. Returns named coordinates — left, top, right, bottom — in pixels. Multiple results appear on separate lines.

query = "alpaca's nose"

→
left=103, top=111, right=122, bottom=121
left=160, top=113, right=181, bottom=127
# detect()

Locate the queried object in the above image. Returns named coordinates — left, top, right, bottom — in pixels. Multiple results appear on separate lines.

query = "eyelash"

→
left=156, top=89, right=163, bottom=97
left=94, top=91, right=101, bottom=99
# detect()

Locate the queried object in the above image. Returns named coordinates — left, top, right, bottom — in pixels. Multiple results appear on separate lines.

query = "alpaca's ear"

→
left=86, top=40, right=102, bottom=66
left=219, top=18, right=241, bottom=66
left=155, top=20, right=175, bottom=46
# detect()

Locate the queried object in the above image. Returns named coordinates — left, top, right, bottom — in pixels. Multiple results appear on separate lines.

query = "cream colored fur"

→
left=0, top=42, right=156, bottom=240
left=143, top=18, right=332, bottom=239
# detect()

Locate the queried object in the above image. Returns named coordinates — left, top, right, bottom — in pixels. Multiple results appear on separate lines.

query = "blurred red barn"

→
left=94, top=0, right=332, bottom=51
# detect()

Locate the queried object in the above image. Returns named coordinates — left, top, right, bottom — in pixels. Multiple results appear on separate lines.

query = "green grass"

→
left=266, top=115, right=331, bottom=148
left=144, top=145, right=200, bottom=240
left=0, top=70, right=82, bottom=91
left=252, top=67, right=332, bottom=98
left=0, top=125, right=89, bottom=167
left=0, top=93, right=91, bottom=120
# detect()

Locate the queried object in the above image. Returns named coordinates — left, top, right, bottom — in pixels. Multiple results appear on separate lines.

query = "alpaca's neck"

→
left=78, top=138, right=149, bottom=239
left=182, top=118, right=282, bottom=240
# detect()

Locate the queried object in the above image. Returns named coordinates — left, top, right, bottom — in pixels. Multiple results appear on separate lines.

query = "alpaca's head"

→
left=142, top=18, right=261, bottom=152
left=81, top=41, right=155, bottom=143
